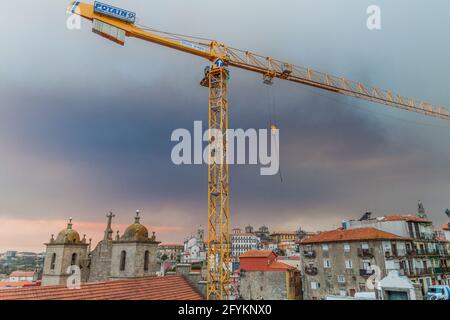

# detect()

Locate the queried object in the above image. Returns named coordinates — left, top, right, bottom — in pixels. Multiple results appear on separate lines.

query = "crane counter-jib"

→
left=69, top=1, right=217, bottom=61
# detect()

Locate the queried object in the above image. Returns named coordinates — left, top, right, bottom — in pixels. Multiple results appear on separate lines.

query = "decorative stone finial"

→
left=135, top=210, right=141, bottom=223
left=67, top=217, right=73, bottom=229
left=418, top=200, right=426, bottom=218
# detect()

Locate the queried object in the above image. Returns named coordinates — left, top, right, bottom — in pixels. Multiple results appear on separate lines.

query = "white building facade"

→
left=230, top=229, right=260, bottom=258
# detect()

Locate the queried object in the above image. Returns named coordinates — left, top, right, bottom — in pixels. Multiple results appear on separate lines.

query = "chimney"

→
left=176, top=263, right=192, bottom=276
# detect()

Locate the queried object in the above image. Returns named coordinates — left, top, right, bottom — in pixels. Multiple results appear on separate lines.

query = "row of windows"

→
left=49, top=251, right=152, bottom=272
left=310, top=275, right=346, bottom=290
left=231, top=245, right=256, bottom=249
left=313, top=259, right=355, bottom=269
left=310, top=281, right=347, bottom=292
left=231, top=238, right=258, bottom=243
left=315, top=259, right=373, bottom=270
left=318, top=242, right=368, bottom=252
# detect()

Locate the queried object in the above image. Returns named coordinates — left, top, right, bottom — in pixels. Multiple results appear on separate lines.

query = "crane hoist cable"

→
left=264, top=81, right=283, bottom=183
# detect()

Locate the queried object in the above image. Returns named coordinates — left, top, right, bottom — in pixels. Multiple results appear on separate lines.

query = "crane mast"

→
left=68, top=1, right=450, bottom=300
left=204, top=67, right=231, bottom=299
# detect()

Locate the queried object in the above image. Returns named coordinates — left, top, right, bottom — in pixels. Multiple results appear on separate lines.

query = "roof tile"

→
left=239, top=250, right=274, bottom=258
left=0, top=275, right=203, bottom=300
left=9, top=271, right=35, bottom=278
left=300, top=227, right=405, bottom=244
left=380, top=215, right=430, bottom=223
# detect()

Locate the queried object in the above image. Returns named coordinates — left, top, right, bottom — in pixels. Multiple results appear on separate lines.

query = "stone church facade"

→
left=41, top=211, right=160, bottom=286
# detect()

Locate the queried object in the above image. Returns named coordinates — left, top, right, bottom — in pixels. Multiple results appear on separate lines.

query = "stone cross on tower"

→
left=104, top=212, right=115, bottom=241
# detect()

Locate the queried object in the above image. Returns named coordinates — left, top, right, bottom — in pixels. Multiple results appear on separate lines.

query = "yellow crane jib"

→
left=67, top=0, right=450, bottom=301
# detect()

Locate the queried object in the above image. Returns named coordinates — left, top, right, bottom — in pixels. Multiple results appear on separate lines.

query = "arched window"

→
left=71, top=253, right=77, bottom=266
left=50, top=253, right=56, bottom=270
left=120, top=250, right=126, bottom=271
left=144, top=250, right=149, bottom=271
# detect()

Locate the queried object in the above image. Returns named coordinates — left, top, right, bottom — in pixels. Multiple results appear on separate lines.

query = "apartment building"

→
left=300, top=227, right=410, bottom=300
left=344, top=212, right=450, bottom=293
left=157, top=244, right=184, bottom=262
left=270, top=231, right=297, bottom=243
left=230, top=228, right=260, bottom=258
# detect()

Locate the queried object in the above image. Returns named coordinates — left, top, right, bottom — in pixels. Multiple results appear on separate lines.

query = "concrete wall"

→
left=348, top=220, right=408, bottom=238
left=88, top=240, right=112, bottom=282
left=240, top=270, right=287, bottom=300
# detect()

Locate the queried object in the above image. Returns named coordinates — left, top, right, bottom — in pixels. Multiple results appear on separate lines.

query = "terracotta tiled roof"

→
left=300, top=227, right=405, bottom=244
left=0, top=275, right=203, bottom=300
left=380, top=215, right=430, bottom=223
left=9, top=271, right=35, bottom=278
left=239, top=250, right=274, bottom=258
left=442, top=223, right=450, bottom=231
left=0, top=281, right=37, bottom=288
left=159, top=243, right=184, bottom=247
left=267, top=261, right=296, bottom=271
left=240, top=258, right=294, bottom=272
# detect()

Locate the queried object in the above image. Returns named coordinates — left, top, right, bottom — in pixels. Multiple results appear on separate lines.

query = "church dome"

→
left=55, top=218, right=81, bottom=243
left=121, top=210, right=149, bottom=241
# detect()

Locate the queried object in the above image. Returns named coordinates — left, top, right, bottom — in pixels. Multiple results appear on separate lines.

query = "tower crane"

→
left=68, top=1, right=450, bottom=300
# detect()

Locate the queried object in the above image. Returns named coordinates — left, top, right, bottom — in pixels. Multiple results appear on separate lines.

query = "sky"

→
left=1, top=0, right=449, bottom=252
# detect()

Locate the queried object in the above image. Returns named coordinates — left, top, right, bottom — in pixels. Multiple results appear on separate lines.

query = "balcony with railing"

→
left=414, top=268, right=433, bottom=276
left=403, top=266, right=450, bottom=277
left=384, top=249, right=404, bottom=258
left=303, top=250, right=316, bottom=259
left=418, top=232, right=436, bottom=241
left=410, top=248, right=442, bottom=256
left=357, top=248, right=374, bottom=258
left=359, top=268, right=375, bottom=277
left=433, top=267, right=450, bottom=274
left=304, top=266, right=318, bottom=276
